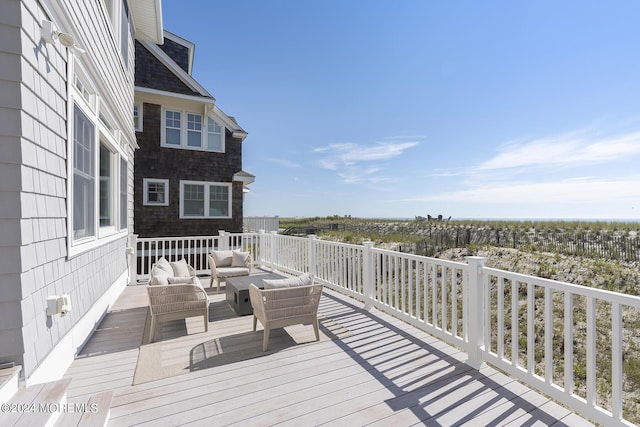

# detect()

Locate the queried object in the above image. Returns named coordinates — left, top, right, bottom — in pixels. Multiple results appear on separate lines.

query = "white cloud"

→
left=313, top=139, right=419, bottom=184
left=478, top=131, right=640, bottom=171
left=267, top=158, right=302, bottom=168
left=314, top=141, right=418, bottom=167
left=410, top=176, right=640, bottom=205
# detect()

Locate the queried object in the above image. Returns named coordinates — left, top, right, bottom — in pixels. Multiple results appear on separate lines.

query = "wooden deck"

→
left=63, top=277, right=593, bottom=426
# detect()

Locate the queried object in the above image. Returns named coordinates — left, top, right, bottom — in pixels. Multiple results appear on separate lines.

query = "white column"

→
left=218, top=230, right=227, bottom=250
left=308, top=234, right=317, bottom=277
left=363, top=241, right=374, bottom=311
left=127, top=234, right=138, bottom=285
left=465, top=256, right=487, bottom=369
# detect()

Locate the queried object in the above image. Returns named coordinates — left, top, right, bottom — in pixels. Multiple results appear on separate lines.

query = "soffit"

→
left=129, top=0, right=164, bottom=44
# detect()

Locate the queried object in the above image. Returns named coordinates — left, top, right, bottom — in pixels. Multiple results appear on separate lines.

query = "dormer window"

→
left=161, top=108, right=225, bottom=152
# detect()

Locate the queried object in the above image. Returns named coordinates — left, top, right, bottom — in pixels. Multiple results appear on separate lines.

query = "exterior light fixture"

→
left=41, top=20, right=86, bottom=54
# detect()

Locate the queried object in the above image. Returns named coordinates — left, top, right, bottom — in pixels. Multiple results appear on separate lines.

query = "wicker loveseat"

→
left=207, top=250, right=252, bottom=293
left=146, top=257, right=209, bottom=343
left=249, top=273, right=323, bottom=351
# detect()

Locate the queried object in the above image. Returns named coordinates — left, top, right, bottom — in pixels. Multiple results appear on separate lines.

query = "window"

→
left=120, top=158, right=127, bottom=229
left=183, top=183, right=205, bottom=216
left=101, top=0, right=131, bottom=69
left=73, top=105, right=96, bottom=240
left=180, top=180, right=231, bottom=218
left=187, top=113, right=202, bottom=148
left=68, top=60, right=128, bottom=255
left=120, top=0, right=130, bottom=66
left=161, top=109, right=225, bottom=152
left=143, top=178, right=169, bottom=206
left=164, top=110, right=181, bottom=146
left=133, top=103, right=143, bottom=131
left=209, top=185, right=229, bottom=216
left=207, top=117, right=223, bottom=151
left=99, top=142, right=115, bottom=228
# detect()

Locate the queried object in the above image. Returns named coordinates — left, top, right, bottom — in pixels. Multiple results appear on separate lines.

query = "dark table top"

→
left=225, top=270, right=289, bottom=291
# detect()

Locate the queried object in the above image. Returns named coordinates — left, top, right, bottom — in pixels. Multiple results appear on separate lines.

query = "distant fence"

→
left=413, top=228, right=640, bottom=262
left=243, top=216, right=280, bottom=233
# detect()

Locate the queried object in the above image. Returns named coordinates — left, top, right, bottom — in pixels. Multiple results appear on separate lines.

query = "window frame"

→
left=133, top=102, right=143, bottom=131
left=179, top=180, right=232, bottom=219
left=161, top=108, right=225, bottom=152
left=67, top=58, right=128, bottom=258
left=100, top=0, right=132, bottom=70
left=143, top=178, right=170, bottom=206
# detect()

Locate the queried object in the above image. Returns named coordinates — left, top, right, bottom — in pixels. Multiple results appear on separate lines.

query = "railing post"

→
left=270, top=231, right=278, bottom=268
left=363, top=241, right=374, bottom=311
left=308, top=234, right=317, bottom=277
left=127, top=234, right=138, bottom=285
left=257, top=229, right=265, bottom=265
left=465, top=256, right=487, bottom=369
left=218, top=230, right=227, bottom=250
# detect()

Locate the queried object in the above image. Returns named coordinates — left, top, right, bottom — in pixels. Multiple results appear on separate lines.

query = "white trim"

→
left=179, top=180, right=232, bottom=219
left=143, top=178, right=169, bottom=206
left=25, top=270, right=129, bottom=386
left=134, top=102, right=143, bottom=131
left=161, top=107, right=226, bottom=153
left=211, top=104, right=247, bottom=140
left=67, top=74, right=129, bottom=258
left=135, top=86, right=214, bottom=105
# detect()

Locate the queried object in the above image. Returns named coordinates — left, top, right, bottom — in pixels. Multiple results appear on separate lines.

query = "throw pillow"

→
left=155, top=257, right=173, bottom=275
left=231, top=250, right=250, bottom=267
left=263, top=273, right=315, bottom=289
left=211, top=250, right=233, bottom=267
left=170, top=259, right=191, bottom=277
left=149, top=266, right=170, bottom=286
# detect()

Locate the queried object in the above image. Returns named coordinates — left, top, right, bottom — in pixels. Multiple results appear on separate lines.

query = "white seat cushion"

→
left=216, top=267, right=250, bottom=278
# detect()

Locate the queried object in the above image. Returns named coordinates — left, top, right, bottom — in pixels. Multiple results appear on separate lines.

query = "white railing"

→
left=243, top=216, right=280, bottom=233
left=133, top=231, right=640, bottom=426
left=132, top=231, right=261, bottom=282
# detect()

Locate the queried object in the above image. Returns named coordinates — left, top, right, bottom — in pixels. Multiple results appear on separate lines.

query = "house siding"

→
left=133, top=102, right=244, bottom=237
left=159, top=37, right=190, bottom=74
left=135, top=41, right=200, bottom=96
left=0, top=0, right=138, bottom=382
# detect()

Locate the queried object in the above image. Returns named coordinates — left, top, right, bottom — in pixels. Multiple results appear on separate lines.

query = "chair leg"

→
left=204, top=311, right=209, bottom=332
left=262, top=327, right=270, bottom=352
left=148, top=316, right=156, bottom=344
left=313, top=316, right=320, bottom=341
left=253, top=315, right=257, bottom=332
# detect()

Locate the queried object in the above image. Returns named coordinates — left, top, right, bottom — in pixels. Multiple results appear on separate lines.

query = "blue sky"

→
left=162, top=1, right=640, bottom=220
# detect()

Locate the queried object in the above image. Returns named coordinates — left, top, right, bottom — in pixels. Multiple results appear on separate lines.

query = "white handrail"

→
left=134, top=231, right=639, bottom=426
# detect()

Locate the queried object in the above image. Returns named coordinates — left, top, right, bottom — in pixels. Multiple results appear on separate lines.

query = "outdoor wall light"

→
left=41, top=20, right=86, bottom=54
left=46, top=294, right=72, bottom=317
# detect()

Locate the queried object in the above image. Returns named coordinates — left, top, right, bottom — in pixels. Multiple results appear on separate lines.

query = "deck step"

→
left=0, top=364, right=21, bottom=404
left=55, top=391, right=114, bottom=427
left=0, top=378, right=71, bottom=427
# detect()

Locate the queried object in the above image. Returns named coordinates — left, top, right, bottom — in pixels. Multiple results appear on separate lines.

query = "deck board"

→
left=62, top=278, right=594, bottom=426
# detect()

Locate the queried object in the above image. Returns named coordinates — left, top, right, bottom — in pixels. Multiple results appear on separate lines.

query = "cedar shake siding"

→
left=133, top=103, right=244, bottom=237
left=159, top=37, right=190, bottom=73
left=135, top=41, right=199, bottom=96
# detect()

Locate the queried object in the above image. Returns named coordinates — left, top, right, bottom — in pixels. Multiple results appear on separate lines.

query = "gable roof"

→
left=138, top=38, right=214, bottom=99
left=135, top=30, right=248, bottom=140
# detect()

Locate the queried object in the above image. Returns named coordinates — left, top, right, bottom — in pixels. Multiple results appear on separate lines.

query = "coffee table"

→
left=225, top=270, right=288, bottom=315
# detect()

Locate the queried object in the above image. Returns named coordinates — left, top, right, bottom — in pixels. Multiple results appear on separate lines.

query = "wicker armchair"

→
left=146, top=257, right=209, bottom=343
left=147, top=284, right=209, bottom=343
left=207, top=250, right=252, bottom=293
left=249, top=279, right=323, bottom=351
